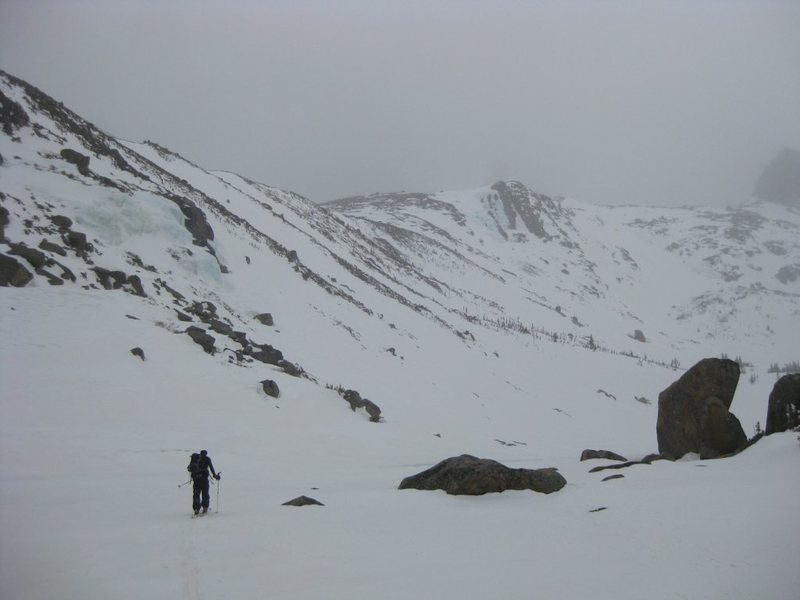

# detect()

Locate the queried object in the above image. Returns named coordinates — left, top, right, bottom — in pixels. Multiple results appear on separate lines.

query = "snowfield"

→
left=2, top=286, right=798, bottom=600
left=1, top=69, right=799, bottom=599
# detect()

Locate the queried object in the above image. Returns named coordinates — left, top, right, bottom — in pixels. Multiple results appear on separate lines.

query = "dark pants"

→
left=192, top=476, right=210, bottom=511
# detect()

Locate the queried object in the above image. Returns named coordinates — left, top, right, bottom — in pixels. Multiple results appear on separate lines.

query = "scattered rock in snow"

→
left=261, top=379, right=280, bottom=398
left=631, top=329, right=647, bottom=343
left=248, top=343, right=283, bottom=366
left=48, top=214, right=73, bottom=231
left=208, top=318, right=232, bottom=335
left=254, top=312, right=274, bottom=326
left=130, top=347, right=145, bottom=361
left=765, top=373, right=800, bottom=434
left=282, top=495, right=324, bottom=507
left=596, top=389, right=617, bottom=400
left=63, top=230, right=92, bottom=257
left=588, top=454, right=671, bottom=473
left=602, top=474, right=625, bottom=482
left=92, top=267, right=128, bottom=290
left=280, top=360, right=305, bottom=378
left=340, top=388, right=382, bottom=422
left=580, top=449, right=627, bottom=462
left=657, top=357, right=746, bottom=459
left=398, top=454, right=566, bottom=495
left=185, top=326, right=215, bottom=354
left=38, top=238, right=67, bottom=256
left=0, top=253, right=33, bottom=287
left=59, top=148, right=91, bottom=176
left=589, top=507, right=608, bottom=513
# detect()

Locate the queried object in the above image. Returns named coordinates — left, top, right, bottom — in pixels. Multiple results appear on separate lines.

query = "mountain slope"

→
left=2, top=70, right=799, bottom=600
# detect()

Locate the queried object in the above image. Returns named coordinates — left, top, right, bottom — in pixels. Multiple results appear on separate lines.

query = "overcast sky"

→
left=2, top=0, right=799, bottom=206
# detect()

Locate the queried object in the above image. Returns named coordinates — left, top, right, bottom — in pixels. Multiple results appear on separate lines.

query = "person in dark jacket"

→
left=188, top=449, right=220, bottom=515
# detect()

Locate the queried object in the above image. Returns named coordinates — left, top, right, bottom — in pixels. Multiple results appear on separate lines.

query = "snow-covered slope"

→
left=325, top=183, right=800, bottom=364
left=2, top=70, right=799, bottom=599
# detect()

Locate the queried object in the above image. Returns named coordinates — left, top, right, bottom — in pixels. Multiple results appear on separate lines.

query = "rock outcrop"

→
left=656, top=358, right=747, bottom=458
left=398, top=454, right=566, bottom=495
left=765, top=373, right=800, bottom=434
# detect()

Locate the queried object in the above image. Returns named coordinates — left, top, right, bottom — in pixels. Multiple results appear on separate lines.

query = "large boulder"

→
left=657, top=358, right=746, bottom=458
left=398, top=455, right=566, bottom=495
left=261, top=379, right=280, bottom=398
left=765, top=374, right=800, bottom=434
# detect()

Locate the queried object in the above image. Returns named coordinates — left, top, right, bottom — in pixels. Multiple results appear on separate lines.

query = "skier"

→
left=187, top=449, right=221, bottom=515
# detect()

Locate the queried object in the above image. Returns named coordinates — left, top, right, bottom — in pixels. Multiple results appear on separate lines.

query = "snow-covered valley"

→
left=1, top=69, right=799, bottom=599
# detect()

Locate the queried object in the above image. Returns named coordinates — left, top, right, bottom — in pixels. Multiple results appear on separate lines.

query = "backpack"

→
left=187, top=453, right=201, bottom=477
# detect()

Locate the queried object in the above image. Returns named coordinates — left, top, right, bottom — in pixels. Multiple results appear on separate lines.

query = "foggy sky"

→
left=2, top=0, right=799, bottom=206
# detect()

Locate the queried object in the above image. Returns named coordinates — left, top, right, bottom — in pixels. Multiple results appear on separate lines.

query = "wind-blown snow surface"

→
left=1, top=71, right=799, bottom=599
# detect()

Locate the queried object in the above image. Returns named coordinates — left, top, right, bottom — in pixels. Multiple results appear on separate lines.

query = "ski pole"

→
left=178, top=479, right=192, bottom=488
left=216, top=472, right=221, bottom=513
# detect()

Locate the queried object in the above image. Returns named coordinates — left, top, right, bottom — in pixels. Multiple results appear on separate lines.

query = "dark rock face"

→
left=0, top=205, right=9, bottom=241
left=657, top=358, right=747, bottom=458
left=8, top=243, right=47, bottom=269
left=130, top=347, right=145, bottom=361
left=580, top=449, right=627, bottom=462
left=398, top=454, right=566, bottom=495
left=49, top=215, right=73, bottom=231
left=249, top=343, right=283, bottom=366
left=282, top=495, right=324, bottom=507
left=261, top=379, right=280, bottom=398
left=91, top=267, right=146, bottom=297
left=0, top=253, right=33, bottom=286
left=63, top=230, right=92, bottom=256
left=632, top=329, right=646, bottom=343
left=185, top=326, right=215, bottom=354
left=164, top=193, right=214, bottom=247
left=279, top=360, right=303, bottom=377
left=38, top=239, right=67, bottom=256
left=93, top=267, right=128, bottom=290
left=0, top=88, right=30, bottom=135
left=766, top=374, right=800, bottom=434
left=59, top=148, right=91, bottom=176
